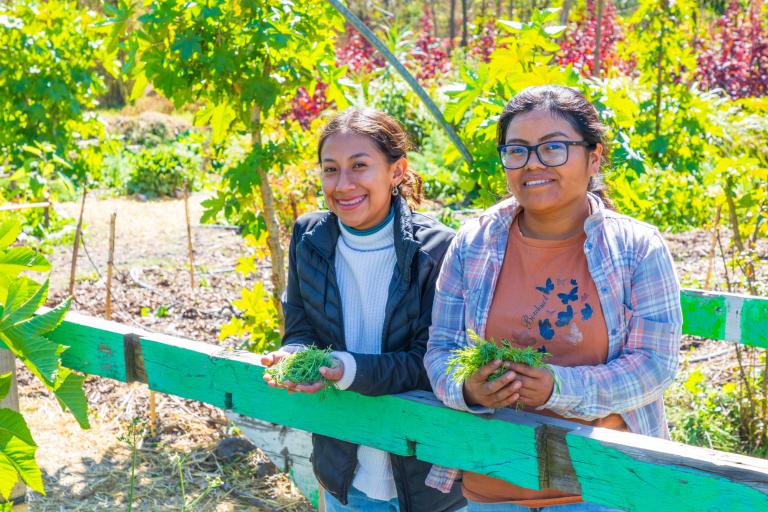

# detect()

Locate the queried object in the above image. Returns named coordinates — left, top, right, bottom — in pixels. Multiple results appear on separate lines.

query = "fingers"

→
left=292, top=382, right=325, bottom=394
left=473, top=360, right=504, bottom=382
left=319, top=365, right=343, bottom=382
left=507, top=363, right=543, bottom=378
left=487, top=379, right=522, bottom=408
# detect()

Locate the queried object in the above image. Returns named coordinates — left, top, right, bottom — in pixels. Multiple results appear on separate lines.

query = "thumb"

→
left=260, top=352, right=275, bottom=366
left=472, top=359, right=502, bottom=382
left=320, top=364, right=344, bottom=382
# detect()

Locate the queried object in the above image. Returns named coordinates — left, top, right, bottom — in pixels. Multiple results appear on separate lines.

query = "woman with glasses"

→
left=424, top=85, right=682, bottom=511
left=261, top=109, right=465, bottom=512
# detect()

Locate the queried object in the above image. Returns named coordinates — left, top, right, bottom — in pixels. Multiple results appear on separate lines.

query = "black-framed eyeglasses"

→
left=497, top=140, right=595, bottom=170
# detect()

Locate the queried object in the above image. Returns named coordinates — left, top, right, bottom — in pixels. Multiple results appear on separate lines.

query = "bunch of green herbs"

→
left=446, top=329, right=553, bottom=384
left=265, top=346, right=335, bottom=386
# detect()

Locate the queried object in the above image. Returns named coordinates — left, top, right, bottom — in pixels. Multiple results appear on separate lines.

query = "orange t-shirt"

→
left=462, top=215, right=626, bottom=507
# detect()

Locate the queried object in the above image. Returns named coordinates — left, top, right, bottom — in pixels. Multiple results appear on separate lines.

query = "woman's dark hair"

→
left=496, top=85, right=614, bottom=210
left=318, top=108, right=423, bottom=207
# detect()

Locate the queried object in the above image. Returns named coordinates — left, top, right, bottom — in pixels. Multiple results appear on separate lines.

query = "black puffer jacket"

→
left=282, top=196, right=464, bottom=511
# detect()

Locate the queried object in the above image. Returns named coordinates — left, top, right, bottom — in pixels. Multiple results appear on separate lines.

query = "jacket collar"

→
left=301, top=196, right=420, bottom=282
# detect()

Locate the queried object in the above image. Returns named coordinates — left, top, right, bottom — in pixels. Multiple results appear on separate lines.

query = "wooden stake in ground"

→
left=68, top=188, right=87, bottom=296
left=184, top=182, right=195, bottom=289
left=0, top=349, right=28, bottom=511
left=105, top=211, right=117, bottom=321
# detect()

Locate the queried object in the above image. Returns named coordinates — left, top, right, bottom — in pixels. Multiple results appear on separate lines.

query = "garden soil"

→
left=17, top=194, right=767, bottom=510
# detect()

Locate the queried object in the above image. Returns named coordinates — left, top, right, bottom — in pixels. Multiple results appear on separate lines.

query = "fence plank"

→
left=680, top=288, right=768, bottom=348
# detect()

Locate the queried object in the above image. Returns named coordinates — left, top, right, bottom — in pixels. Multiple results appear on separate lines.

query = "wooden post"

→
left=0, top=349, right=28, bottom=511
left=43, top=192, right=50, bottom=229
left=592, top=0, right=605, bottom=77
left=68, top=188, right=87, bottom=296
left=184, top=182, right=195, bottom=289
left=106, top=212, right=117, bottom=321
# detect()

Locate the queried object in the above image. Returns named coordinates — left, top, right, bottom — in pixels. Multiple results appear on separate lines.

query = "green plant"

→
left=0, top=219, right=89, bottom=504
left=0, top=0, right=106, bottom=231
left=219, top=279, right=281, bottom=354
left=118, top=416, right=147, bottom=512
left=265, top=346, right=335, bottom=386
left=126, top=142, right=201, bottom=198
left=446, top=329, right=553, bottom=384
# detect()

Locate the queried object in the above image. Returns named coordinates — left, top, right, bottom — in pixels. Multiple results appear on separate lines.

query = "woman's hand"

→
left=261, top=349, right=344, bottom=394
left=507, top=363, right=554, bottom=408
left=462, top=360, right=522, bottom=408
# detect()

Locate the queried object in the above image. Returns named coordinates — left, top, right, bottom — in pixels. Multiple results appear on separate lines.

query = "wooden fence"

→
left=5, top=288, right=768, bottom=510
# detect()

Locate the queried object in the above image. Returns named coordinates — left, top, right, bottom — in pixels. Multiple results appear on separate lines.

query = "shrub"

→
left=126, top=142, right=201, bottom=198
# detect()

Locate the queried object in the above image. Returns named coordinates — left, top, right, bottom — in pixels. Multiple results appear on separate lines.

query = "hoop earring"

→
left=391, top=186, right=399, bottom=196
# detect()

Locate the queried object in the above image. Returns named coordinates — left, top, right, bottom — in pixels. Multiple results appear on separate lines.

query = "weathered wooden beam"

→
left=681, top=288, right=768, bottom=348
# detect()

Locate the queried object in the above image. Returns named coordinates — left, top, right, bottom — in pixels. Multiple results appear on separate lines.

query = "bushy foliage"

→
left=696, top=0, right=768, bottom=98
left=126, top=141, right=201, bottom=198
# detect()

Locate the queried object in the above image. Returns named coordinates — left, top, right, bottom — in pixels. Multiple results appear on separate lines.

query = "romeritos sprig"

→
left=446, top=329, right=554, bottom=384
left=265, top=346, right=335, bottom=386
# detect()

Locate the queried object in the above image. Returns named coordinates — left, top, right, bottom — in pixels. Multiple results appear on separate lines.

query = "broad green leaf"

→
left=53, top=370, right=90, bottom=430
left=130, top=72, right=149, bottom=101
left=0, top=280, right=50, bottom=332
left=0, top=409, right=43, bottom=498
left=11, top=297, right=71, bottom=337
left=0, top=247, right=50, bottom=276
left=210, top=103, right=237, bottom=145
left=0, top=373, right=11, bottom=402
left=0, top=329, right=61, bottom=385
left=0, top=222, right=22, bottom=252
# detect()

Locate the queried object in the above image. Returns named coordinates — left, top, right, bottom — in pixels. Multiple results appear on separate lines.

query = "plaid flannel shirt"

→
left=424, top=194, right=682, bottom=493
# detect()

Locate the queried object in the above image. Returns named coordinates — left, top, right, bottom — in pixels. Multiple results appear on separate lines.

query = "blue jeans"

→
left=324, top=487, right=400, bottom=512
left=466, top=500, right=620, bottom=512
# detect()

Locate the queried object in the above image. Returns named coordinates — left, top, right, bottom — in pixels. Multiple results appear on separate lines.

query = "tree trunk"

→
left=250, top=106, right=286, bottom=330
left=496, top=0, right=503, bottom=17
left=450, top=0, right=457, bottom=49
left=508, top=0, right=515, bottom=20
left=560, top=0, right=573, bottom=24
left=593, top=0, right=605, bottom=77
left=0, top=349, right=27, bottom=510
left=654, top=6, right=665, bottom=140
left=430, top=0, right=438, bottom=37
left=461, top=0, right=469, bottom=46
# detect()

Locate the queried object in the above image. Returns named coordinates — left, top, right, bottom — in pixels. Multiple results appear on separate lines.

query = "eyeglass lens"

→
left=501, top=142, right=568, bottom=169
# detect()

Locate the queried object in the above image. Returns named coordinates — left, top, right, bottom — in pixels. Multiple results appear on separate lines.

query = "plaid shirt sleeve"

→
left=425, top=228, right=494, bottom=415
left=542, top=230, right=682, bottom=420
left=424, top=228, right=492, bottom=493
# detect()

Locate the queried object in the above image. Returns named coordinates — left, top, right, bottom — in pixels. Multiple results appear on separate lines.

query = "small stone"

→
left=214, top=437, right=256, bottom=461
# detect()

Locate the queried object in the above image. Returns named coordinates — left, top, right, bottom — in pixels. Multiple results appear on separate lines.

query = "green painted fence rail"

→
left=16, top=288, right=768, bottom=511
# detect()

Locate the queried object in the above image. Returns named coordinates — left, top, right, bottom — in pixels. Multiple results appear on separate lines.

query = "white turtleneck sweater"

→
left=330, top=212, right=398, bottom=502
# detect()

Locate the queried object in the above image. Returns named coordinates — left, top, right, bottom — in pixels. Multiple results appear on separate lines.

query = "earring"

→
left=391, top=186, right=399, bottom=196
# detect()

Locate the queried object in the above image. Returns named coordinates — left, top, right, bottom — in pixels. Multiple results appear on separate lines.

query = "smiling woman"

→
left=260, top=109, right=465, bottom=512
left=424, top=85, right=682, bottom=512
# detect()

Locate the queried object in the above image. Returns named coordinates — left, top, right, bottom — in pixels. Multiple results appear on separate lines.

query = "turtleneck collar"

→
left=338, top=205, right=395, bottom=251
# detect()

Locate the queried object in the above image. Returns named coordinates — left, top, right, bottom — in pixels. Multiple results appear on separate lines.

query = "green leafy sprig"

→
left=446, top=329, right=554, bottom=385
left=265, top=346, right=335, bottom=386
